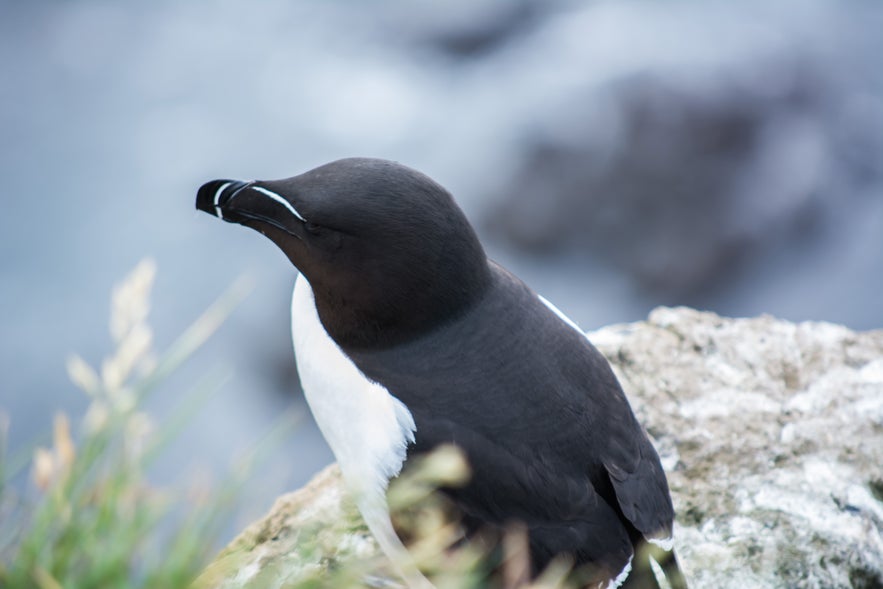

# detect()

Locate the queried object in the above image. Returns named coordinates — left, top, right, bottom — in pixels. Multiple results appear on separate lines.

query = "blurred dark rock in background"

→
left=478, top=4, right=882, bottom=299
left=377, top=0, right=558, bottom=59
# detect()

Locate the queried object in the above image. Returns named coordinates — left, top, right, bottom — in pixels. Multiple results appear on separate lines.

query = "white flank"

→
left=648, top=535, right=674, bottom=552
left=213, top=181, right=232, bottom=220
left=252, top=185, right=307, bottom=221
left=291, top=275, right=430, bottom=588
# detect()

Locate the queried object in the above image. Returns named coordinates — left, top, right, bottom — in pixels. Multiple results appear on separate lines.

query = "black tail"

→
left=620, top=543, right=688, bottom=589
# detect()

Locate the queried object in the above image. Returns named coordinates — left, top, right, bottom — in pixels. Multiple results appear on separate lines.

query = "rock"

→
left=200, top=308, right=883, bottom=588
left=486, top=66, right=829, bottom=294
left=375, top=0, right=555, bottom=58
left=481, top=2, right=883, bottom=298
left=197, top=465, right=391, bottom=589
left=593, top=308, right=883, bottom=587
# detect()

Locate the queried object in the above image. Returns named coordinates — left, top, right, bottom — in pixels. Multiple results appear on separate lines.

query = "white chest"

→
left=290, top=274, right=416, bottom=499
left=291, top=275, right=432, bottom=588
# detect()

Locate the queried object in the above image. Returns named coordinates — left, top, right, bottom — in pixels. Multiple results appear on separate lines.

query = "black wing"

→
left=348, top=264, right=675, bottom=577
left=407, top=411, right=635, bottom=580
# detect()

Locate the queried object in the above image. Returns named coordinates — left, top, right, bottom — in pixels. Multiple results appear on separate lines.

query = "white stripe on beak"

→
left=213, top=181, right=232, bottom=220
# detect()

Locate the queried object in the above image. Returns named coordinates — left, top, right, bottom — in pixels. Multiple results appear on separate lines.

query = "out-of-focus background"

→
left=2, top=0, right=881, bottom=542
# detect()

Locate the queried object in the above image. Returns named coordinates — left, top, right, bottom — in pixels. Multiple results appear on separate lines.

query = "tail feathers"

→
left=619, top=543, right=687, bottom=589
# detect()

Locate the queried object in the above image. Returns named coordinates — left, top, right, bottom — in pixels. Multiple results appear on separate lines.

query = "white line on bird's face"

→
left=251, top=186, right=307, bottom=222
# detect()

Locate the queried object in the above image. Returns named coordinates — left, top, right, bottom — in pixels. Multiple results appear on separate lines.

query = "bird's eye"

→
left=304, top=221, right=321, bottom=234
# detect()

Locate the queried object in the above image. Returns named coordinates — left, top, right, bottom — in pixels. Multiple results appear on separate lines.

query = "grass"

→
left=0, top=259, right=250, bottom=589
left=0, top=260, right=576, bottom=589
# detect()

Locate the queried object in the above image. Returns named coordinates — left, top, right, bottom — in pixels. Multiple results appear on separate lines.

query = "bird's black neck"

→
left=313, top=255, right=493, bottom=351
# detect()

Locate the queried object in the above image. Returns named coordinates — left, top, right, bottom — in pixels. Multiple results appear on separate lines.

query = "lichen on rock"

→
left=197, top=465, right=387, bottom=589
left=593, top=307, right=883, bottom=588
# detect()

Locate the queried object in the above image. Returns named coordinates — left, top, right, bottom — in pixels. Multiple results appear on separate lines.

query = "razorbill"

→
left=196, top=158, right=687, bottom=589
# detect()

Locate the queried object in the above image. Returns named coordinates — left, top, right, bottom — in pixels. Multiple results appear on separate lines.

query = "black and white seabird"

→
left=196, top=158, right=687, bottom=589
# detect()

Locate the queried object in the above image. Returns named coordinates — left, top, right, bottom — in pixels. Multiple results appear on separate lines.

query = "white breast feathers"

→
left=290, top=274, right=431, bottom=588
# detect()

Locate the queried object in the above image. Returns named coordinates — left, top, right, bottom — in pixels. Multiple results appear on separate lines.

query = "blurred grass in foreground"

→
left=386, top=448, right=576, bottom=589
left=0, top=260, right=576, bottom=589
left=0, top=259, right=252, bottom=589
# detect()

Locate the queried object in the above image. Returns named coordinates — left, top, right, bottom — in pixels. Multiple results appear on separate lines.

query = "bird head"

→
left=196, top=158, right=491, bottom=348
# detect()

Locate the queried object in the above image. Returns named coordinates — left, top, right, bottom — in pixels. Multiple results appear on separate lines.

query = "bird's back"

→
left=345, top=262, right=674, bottom=581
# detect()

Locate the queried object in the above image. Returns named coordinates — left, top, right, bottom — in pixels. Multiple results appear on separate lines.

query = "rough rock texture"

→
left=201, top=308, right=883, bottom=588
left=593, top=308, right=883, bottom=588
left=197, top=465, right=385, bottom=589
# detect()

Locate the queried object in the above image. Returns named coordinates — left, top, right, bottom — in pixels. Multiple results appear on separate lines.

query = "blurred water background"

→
left=1, top=0, right=881, bottom=543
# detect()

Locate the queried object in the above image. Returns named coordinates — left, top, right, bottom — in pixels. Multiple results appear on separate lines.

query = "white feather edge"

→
left=291, top=274, right=431, bottom=589
left=538, top=294, right=585, bottom=335
left=539, top=293, right=677, bottom=583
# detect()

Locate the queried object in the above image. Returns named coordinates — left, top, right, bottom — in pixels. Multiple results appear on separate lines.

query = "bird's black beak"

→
left=196, top=179, right=252, bottom=221
left=196, top=178, right=308, bottom=241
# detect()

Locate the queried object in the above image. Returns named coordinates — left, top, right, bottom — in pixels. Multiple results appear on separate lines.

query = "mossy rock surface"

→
left=197, top=465, right=394, bottom=589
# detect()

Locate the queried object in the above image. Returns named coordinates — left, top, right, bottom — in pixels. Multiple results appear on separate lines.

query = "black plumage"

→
left=348, top=262, right=670, bottom=583
left=196, top=158, right=687, bottom=588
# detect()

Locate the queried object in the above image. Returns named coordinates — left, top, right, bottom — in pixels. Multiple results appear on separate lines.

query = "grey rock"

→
left=482, top=2, right=883, bottom=298
left=376, top=0, right=553, bottom=58
left=197, top=465, right=388, bottom=589
left=201, top=308, right=883, bottom=588
left=593, top=307, right=883, bottom=587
